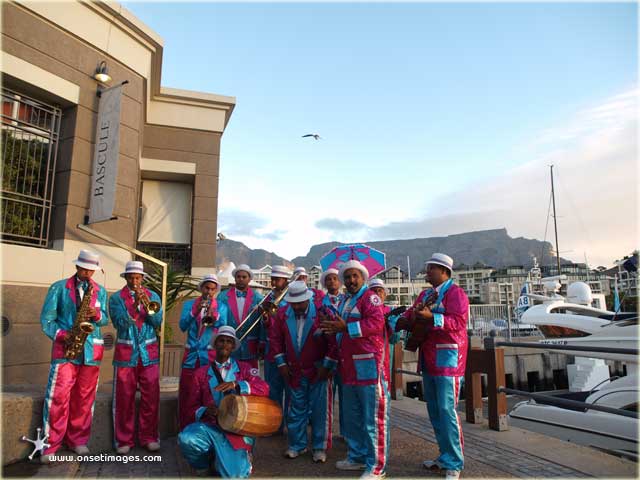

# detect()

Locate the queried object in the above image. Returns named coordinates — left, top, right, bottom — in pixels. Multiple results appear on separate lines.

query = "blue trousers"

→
left=178, top=422, right=252, bottom=478
left=342, top=378, right=390, bottom=476
left=287, top=376, right=332, bottom=452
left=422, top=373, right=464, bottom=471
left=264, top=359, right=289, bottom=431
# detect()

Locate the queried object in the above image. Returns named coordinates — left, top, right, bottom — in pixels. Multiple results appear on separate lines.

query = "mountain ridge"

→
left=216, top=228, right=567, bottom=274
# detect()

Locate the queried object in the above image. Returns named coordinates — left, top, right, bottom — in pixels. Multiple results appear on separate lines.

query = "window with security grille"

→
left=136, top=243, right=192, bottom=273
left=1, top=88, right=61, bottom=247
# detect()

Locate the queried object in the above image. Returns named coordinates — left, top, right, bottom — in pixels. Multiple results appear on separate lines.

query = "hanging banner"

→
left=88, top=82, right=124, bottom=224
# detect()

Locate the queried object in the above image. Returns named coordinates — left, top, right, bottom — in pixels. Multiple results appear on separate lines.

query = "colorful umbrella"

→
left=319, top=243, right=386, bottom=278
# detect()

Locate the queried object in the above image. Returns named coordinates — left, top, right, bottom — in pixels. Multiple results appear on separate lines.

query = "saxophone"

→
left=64, top=283, right=96, bottom=360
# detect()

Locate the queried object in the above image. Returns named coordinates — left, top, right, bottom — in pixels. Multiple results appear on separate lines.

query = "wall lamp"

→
left=94, top=61, right=112, bottom=83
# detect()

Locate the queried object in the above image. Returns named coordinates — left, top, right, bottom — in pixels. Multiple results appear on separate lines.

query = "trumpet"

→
left=200, top=294, right=216, bottom=326
left=237, top=272, right=301, bottom=342
left=134, top=285, right=161, bottom=314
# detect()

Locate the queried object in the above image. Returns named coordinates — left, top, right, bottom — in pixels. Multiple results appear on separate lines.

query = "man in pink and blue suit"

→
left=319, top=268, right=346, bottom=437
left=319, top=260, right=389, bottom=480
left=39, top=249, right=109, bottom=463
left=217, top=264, right=264, bottom=368
left=293, top=266, right=325, bottom=309
left=259, top=265, right=292, bottom=431
left=269, top=281, right=338, bottom=463
left=178, top=326, right=269, bottom=477
left=178, top=273, right=228, bottom=430
left=109, top=260, right=164, bottom=453
left=395, top=253, right=469, bottom=480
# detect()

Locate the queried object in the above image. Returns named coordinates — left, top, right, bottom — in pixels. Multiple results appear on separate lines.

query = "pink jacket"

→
left=402, top=282, right=469, bottom=377
left=192, top=360, right=269, bottom=451
left=336, top=287, right=387, bottom=386
left=269, top=303, right=338, bottom=389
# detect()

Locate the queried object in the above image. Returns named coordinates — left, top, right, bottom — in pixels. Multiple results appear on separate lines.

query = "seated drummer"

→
left=178, top=326, right=269, bottom=477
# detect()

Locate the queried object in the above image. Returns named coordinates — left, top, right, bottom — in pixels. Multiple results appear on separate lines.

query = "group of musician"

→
left=39, top=248, right=469, bottom=480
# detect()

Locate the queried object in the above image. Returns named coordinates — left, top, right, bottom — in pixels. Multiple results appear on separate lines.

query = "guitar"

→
left=385, top=305, right=407, bottom=320
left=403, top=290, right=439, bottom=352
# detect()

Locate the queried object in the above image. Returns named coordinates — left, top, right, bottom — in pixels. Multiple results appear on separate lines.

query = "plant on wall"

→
left=144, top=263, right=200, bottom=343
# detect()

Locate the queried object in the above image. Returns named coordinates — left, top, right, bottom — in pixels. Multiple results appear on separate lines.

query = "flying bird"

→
left=302, top=134, right=321, bottom=140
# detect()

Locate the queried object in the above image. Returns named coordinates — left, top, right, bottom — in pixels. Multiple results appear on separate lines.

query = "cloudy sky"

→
left=125, top=2, right=637, bottom=267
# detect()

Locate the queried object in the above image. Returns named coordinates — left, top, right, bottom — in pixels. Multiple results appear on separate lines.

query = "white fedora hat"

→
left=120, top=260, right=146, bottom=278
left=284, top=281, right=313, bottom=303
left=73, top=249, right=101, bottom=271
left=293, top=266, right=307, bottom=277
left=271, top=265, right=291, bottom=279
left=425, top=253, right=454, bottom=273
left=320, top=268, right=340, bottom=287
left=368, top=278, right=387, bottom=293
left=211, top=325, right=241, bottom=351
left=199, top=273, right=221, bottom=292
left=339, top=260, right=369, bottom=283
left=232, top=264, right=253, bottom=279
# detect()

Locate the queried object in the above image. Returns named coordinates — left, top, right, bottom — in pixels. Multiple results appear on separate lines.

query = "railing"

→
left=489, top=340, right=638, bottom=356
left=469, top=304, right=540, bottom=338
left=1, top=88, right=61, bottom=247
left=463, top=337, right=639, bottom=431
left=498, top=387, right=638, bottom=419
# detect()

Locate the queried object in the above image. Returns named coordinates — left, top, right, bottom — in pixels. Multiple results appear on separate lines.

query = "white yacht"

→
left=509, top=368, right=638, bottom=459
left=521, top=280, right=637, bottom=366
left=510, top=279, right=638, bottom=459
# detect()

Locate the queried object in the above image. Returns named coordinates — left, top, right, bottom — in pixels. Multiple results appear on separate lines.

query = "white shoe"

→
left=40, top=454, right=54, bottom=464
left=145, top=442, right=161, bottom=452
left=445, top=470, right=461, bottom=480
left=336, top=458, right=366, bottom=471
left=73, top=445, right=90, bottom=455
left=312, top=450, right=327, bottom=463
left=284, top=448, right=307, bottom=459
left=423, top=460, right=441, bottom=471
left=116, top=446, right=131, bottom=454
left=360, top=472, right=385, bottom=480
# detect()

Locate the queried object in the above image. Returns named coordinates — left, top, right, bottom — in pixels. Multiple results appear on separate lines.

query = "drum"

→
left=217, top=394, right=282, bottom=437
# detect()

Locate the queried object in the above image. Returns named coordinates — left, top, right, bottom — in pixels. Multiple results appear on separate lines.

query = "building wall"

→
left=1, top=2, right=147, bottom=385
left=1, top=1, right=233, bottom=386
left=2, top=2, right=144, bottom=248
left=141, top=125, right=222, bottom=275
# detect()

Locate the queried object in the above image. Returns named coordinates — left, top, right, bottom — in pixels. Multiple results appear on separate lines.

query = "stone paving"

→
left=4, top=398, right=636, bottom=478
left=391, top=406, right=591, bottom=478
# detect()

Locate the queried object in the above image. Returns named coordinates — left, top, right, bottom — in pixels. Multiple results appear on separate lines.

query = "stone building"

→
left=1, top=0, right=234, bottom=385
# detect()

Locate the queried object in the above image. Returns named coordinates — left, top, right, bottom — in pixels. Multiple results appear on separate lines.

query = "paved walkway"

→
left=3, top=397, right=637, bottom=478
left=392, top=406, right=587, bottom=478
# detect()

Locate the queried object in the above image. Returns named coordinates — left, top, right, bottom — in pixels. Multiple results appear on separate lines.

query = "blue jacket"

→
left=40, top=276, right=109, bottom=366
left=180, top=297, right=228, bottom=368
left=217, top=287, right=264, bottom=362
left=109, top=286, right=163, bottom=367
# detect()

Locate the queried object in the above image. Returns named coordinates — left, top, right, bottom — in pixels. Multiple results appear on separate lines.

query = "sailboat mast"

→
left=550, top=165, right=561, bottom=276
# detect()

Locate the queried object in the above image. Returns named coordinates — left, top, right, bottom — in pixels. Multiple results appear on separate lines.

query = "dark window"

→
left=1, top=88, right=61, bottom=247
left=136, top=242, right=191, bottom=273
left=537, top=325, right=590, bottom=338
left=527, top=371, right=541, bottom=392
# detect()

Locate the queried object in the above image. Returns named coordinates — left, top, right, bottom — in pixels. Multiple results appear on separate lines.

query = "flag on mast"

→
left=614, top=276, right=621, bottom=312
left=515, top=282, right=531, bottom=321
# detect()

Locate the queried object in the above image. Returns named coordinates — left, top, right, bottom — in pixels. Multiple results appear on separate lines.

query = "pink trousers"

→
left=42, top=362, right=100, bottom=454
left=112, top=363, right=160, bottom=448
left=178, top=366, right=201, bottom=431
